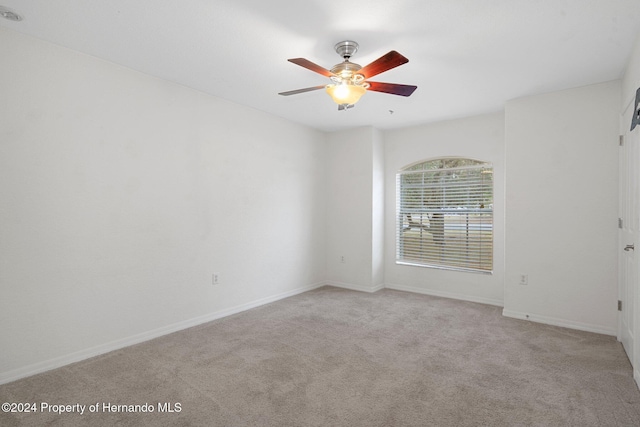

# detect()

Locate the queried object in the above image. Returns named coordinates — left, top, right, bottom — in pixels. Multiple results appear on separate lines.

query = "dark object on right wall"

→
left=631, top=87, right=640, bottom=131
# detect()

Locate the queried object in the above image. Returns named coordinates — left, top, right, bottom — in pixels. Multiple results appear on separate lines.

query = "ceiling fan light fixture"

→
left=326, top=82, right=366, bottom=105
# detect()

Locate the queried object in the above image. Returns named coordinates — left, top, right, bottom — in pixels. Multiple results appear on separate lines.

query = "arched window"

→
left=396, top=157, right=493, bottom=273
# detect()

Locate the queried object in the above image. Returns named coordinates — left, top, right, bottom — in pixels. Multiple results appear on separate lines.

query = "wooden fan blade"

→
left=367, top=81, right=417, bottom=97
left=288, top=58, right=335, bottom=77
left=358, top=51, right=409, bottom=79
left=278, top=85, right=326, bottom=96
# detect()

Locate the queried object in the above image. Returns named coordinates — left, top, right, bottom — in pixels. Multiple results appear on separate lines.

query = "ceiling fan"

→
left=278, top=41, right=417, bottom=110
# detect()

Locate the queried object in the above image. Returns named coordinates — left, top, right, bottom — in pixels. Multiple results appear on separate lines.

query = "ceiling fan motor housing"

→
left=331, top=41, right=365, bottom=84
left=330, top=61, right=362, bottom=79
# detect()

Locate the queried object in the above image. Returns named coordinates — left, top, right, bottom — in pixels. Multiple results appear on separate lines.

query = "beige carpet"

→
left=2, top=286, right=640, bottom=426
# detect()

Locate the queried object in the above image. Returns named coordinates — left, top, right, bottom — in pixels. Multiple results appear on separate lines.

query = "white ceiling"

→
left=1, top=0, right=640, bottom=132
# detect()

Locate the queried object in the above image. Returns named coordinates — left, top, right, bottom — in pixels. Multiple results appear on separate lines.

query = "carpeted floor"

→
left=2, top=286, right=640, bottom=426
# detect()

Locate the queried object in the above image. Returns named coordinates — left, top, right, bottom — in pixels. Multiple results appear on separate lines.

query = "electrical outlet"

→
left=213, top=273, right=220, bottom=285
left=519, top=274, right=528, bottom=285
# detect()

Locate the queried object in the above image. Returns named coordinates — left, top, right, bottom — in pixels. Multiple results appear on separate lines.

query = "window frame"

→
left=396, top=157, right=494, bottom=274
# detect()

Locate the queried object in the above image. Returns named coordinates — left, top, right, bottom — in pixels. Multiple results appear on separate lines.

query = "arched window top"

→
left=401, top=157, right=490, bottom=172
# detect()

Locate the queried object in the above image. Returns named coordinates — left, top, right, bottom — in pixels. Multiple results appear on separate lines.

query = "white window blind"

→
left=396, top=158, right=493, bottom=273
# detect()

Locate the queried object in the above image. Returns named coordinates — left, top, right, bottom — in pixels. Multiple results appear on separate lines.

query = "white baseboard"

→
left=635, top=368, right=640, bottom=391
left=502, top=309, right=616, bottom=336
left=326, top=280, right=385, bottom=293
left=0, top=281, right=325, bottom=385
left=384, top=282, right=504, bottom=307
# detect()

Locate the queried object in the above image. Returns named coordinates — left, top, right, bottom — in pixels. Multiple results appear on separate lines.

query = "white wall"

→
left=372, top=130, right=385, bottom=288
left=623, top=32, right=640, bottom=111
left=504, top=81, right=620, bottom=334
left=325, top=127, right=384, bottom=292
left=0, top=28, right=327, bottom=382
left=383, top=113, right=506, bottom=306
